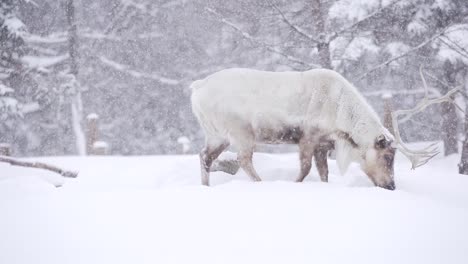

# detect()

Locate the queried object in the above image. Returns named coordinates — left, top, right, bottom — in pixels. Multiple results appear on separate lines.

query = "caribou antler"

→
left=391, top=67, right=461, bottom=169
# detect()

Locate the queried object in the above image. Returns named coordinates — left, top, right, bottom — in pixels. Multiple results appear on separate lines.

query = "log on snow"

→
left=0, top=156, right=78, bottom=178
left=210, top=159, right=240, bottom=175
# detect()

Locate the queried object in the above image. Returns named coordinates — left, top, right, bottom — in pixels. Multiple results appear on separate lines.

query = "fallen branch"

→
left=211, top=159, right=240, bottom=175
left=0, top=156, right=78, bottom=178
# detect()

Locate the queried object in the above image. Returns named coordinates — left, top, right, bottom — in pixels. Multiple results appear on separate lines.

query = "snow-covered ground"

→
left=1, top=149, right=468, bottom=264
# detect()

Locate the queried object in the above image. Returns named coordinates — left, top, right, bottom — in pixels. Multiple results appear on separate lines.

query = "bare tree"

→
left=459, top=74, right=468, bottom=174
left=66, top=0, right=86, bottom=155
left=459, top=99, right=468, bottom=174
left=441, top=60, right=459, bottom=155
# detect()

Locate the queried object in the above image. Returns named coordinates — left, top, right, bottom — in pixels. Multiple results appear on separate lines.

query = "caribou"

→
left=191, top=68, right=454, bottom=190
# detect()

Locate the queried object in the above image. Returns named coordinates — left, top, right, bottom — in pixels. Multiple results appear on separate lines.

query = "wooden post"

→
left=86, top=113, right=99, bottom=155
left=92, top=141, right=109, bottom=155
left=177, top=136, right=191, bottom=154
left=0, top=143, right=11, bottom=156
left=382, top=93, right=394, bottom=135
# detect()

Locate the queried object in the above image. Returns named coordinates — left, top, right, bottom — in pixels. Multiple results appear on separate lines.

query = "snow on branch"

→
left=0, top=156, right=78, bottom=178
left=98, top=56, right=179, bottom=85
left=24, top=33, right=68, bottom=44
left=2, top=15, right=26, bottom=37
left=356, top=27, right=449, bottom=80
left=81, top=31, right=163, bottom=41
left=363, top=87, right=442, bottom=98
left=0, top=84, right=14, bottom=95
left=80, top=31, right=122, bottom=41
left=22, top=54, right=69, bottom=69
left=205, top=7, right=320, bottom=69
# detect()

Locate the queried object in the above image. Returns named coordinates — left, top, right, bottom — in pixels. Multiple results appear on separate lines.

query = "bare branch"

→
left=267, top=0, right=320, bottom=44
left=205, top=7, right=319, bottom=69
left=443, top=35, right=468, bottom=57
left=330, top=0, right=402, bottom=41
left=0, top=156, right=78, bottom=178
left=420, top=70, right=466, bottom=114
left=357, top=29, right=448, bottom=80
left=438, top=36, right=468, bottom=61
left=423, top=71, right=468, bottom=100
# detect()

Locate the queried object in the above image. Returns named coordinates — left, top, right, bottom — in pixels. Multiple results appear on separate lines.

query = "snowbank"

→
left=0, top=151, right=467, bottom=264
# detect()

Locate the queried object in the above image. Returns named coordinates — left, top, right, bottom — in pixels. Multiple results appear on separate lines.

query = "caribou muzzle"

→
left=382, top=181, right=396, bottom=191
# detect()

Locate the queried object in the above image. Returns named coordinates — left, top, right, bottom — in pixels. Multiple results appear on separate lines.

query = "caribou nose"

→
left=383, top=182, right=396, bottom=191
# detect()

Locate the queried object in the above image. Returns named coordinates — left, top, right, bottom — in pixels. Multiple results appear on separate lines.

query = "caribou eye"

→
left=376, top=138, right=388, bottom=149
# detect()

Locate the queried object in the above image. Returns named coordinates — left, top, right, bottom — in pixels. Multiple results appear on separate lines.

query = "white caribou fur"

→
left=191, top=68, right=393, bottom=174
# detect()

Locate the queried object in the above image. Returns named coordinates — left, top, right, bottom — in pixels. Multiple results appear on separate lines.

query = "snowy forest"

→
left=3, top=1, right=468, bottom=263
left=1, top=0, right=468, bottom=157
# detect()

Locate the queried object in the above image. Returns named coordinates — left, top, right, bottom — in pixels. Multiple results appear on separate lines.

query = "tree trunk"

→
left=66, top=0, right=86, bottom=155
left=382, top=93, right=395, bottom=135
left=441, top=60, right=458, bottom=156
left=459, top=74, right=468, bottom=174
left=441, top=101, right=458, bottom=156
left=310, top=0, right=331, bottom=69
left=459, top=108, right=468, bottom=174
left=317, top=42, right=332, bottom=69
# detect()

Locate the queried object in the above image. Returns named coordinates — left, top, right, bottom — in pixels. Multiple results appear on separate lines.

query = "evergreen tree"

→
left=0, top=0, right=25, bottom=123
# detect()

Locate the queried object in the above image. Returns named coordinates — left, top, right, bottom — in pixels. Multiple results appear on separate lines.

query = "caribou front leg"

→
left=199, top=140, right=230, bottom=186
left=238, top=148, right=262, bottom=182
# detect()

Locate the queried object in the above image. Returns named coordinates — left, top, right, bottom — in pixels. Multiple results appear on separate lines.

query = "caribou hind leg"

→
left=230, top=125, right=262, bottom=182
left=200, top=140, right=230, bottom=186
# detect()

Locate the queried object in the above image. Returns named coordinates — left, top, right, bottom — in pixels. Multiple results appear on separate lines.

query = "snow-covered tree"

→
left=3, top=0, right=465, bottom=157
left=0, top=0, right=25, bottom=124
left=0, top=0, right=48, bottom=154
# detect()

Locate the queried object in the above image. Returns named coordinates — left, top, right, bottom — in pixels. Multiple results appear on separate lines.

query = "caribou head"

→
left=347, top=67, right=458, bottom=190
left=365, top=67, right=460, bottom=190
left=359, top=134, right=396, bottom=190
